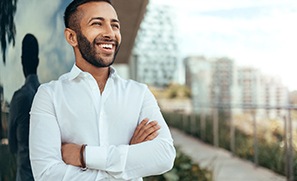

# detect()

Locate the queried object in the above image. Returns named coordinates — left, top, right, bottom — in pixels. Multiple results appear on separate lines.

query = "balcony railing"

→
left=163, top=103, right=297, bottom=181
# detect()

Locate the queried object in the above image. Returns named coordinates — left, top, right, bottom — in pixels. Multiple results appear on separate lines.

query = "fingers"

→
left=144, top=130, right=159, bottom=141
left=137, top=121, right=160, bottom=141
left=133, top=118, right=149, bottom=137
left=130, top=119, right=160, bottom=145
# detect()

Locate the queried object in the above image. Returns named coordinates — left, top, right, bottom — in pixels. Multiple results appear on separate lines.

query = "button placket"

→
left=84, top=74, right=102, bottom=145
left=98, top=78, right=113, bottom=146
left=99, top=110, right=108, bottom=146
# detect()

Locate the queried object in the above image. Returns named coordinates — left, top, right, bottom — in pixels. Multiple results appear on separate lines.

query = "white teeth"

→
left=100, top=44, right=113, bottom=49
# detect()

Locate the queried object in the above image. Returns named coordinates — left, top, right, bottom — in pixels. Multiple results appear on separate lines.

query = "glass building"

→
left=130, top=2, right=179, bottom=87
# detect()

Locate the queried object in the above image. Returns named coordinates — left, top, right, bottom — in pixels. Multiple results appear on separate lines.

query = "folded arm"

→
left=62, top=118, right=160, bottom=165
left=29, top=85, right=175, bottom=180
left=77, top=88, right=176, bottom=179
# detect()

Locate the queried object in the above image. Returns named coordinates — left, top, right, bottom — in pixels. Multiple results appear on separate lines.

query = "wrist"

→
left=80, top=144, right=87, bottom=171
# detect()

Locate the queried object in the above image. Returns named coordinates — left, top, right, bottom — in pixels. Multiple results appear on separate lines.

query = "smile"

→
left=99, top=43, right=113, bottom=49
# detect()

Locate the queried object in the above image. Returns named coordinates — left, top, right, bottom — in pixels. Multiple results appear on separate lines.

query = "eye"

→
left=92, top=22, right=102, bottom=26
left=112, top=24, right=120, bottom=30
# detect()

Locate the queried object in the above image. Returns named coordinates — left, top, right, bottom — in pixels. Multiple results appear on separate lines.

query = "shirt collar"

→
left=68, top=64, right=82, bottom=80
left=68, top=64, right=117, bottom=81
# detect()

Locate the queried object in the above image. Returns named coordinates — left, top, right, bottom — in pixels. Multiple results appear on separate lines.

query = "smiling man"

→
left=29, top=0, right=176, bottom=180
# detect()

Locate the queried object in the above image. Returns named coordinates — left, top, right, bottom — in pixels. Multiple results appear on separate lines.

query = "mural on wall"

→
left=0, top=0, right=74, bottom=102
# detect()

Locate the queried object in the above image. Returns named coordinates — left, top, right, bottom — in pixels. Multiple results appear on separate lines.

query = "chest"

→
left=54, top=86, right=143, bottom=146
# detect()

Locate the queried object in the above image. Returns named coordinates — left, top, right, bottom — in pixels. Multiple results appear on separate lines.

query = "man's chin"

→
left=92, top=58, right=115, bottom=68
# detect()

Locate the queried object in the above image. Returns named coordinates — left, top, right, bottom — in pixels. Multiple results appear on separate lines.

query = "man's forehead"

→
left=78, top=1, right=118, bottom=20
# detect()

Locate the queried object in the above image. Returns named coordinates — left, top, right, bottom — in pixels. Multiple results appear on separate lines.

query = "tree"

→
left=0, top=0, right=18, bottom=64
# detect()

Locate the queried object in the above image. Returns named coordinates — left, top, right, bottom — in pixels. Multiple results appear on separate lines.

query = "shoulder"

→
left=38, top=71, right=71, bottom=91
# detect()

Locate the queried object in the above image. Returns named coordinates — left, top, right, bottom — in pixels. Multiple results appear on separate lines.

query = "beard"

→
left=76, top=31, right=120, bottom=68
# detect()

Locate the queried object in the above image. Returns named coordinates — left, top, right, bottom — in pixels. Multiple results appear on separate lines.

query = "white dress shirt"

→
left=29, top=65, right=176, bottom=181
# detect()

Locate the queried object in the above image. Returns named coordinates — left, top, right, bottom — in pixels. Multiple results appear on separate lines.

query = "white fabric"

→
left=29, top=64, right=176, bottom=181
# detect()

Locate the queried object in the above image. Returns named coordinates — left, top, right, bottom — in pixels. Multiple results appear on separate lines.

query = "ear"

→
left=64, top=28, right=78, bottom=47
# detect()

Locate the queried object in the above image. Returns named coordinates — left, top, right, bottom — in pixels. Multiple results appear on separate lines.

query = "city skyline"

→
left=1, top=0, right=297, bottom=102
left=154, top=0, right=297, bottom=91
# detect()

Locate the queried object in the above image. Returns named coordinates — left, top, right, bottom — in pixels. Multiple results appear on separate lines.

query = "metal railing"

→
left=163, top=103, right=297, bottom=181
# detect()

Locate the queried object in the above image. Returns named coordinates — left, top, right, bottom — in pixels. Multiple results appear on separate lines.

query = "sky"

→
left=153, top=0, right=297, bottom=91
left=1, top=0, right=297, bottom=102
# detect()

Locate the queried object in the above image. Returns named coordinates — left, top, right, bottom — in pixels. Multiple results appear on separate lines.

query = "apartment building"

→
left=185, top=56, right=289, bottom=119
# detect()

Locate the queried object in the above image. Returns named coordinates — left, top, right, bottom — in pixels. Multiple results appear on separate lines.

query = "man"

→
left=29, top=0, right=176, bottom=180
left=9, top=33, right=40, bottom=181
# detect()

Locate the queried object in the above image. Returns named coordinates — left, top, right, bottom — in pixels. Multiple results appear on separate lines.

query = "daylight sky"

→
left=153, top=0, right=297, bottom=91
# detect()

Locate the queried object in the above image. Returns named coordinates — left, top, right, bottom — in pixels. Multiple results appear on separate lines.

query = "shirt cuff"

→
left=85, top=146, right=108, bottom=170
left=85, top=145, right=129, bottom=173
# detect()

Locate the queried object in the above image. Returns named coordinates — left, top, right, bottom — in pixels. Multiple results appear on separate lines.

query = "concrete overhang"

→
left=112, top=0, right=149, bottom=64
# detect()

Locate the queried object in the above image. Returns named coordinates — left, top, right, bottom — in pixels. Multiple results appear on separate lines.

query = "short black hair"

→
left=64, top=0, right=112, bottom=31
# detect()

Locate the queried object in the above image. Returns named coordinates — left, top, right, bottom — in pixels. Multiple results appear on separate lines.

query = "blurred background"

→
left=1, top=0, right=297, bottom=180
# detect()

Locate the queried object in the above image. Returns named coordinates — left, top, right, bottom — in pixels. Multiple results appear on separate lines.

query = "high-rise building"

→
left=237, top=67, right=265, bottom=111
left=262, top=76, right=289, bottom=118
left=236, top=68, right=289, bottom=119
left=184, top=56, right=212, bottom=113
left=185, top=56, right=289, bottom=119
left=211, top=57, right=235, bottom=107
left=130, top=2, right=179, bottom=87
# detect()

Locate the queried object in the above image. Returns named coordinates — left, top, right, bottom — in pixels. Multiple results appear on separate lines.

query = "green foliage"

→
left=165, top=84, right=192, bottom=99
left=144, top=148, right=212, bottom=181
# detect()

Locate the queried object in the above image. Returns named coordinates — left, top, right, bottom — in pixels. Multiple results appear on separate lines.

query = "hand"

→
left=61, top=143, right=81, bottom=167
left=130, top=118, right=160, bottom=145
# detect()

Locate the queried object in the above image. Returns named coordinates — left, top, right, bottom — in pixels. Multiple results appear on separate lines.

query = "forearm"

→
left=30, top=161, right=100, bottom=181
left=29, top=87, right=106, bottom=180
left=29, top=114, right=107, bottom=180
left=84, top=136, right=175, bottom=180
left=116, top=138, right=175, bottom=179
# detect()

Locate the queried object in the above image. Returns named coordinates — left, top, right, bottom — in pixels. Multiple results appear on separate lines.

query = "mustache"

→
left=94, top=37, right=119, bottom=47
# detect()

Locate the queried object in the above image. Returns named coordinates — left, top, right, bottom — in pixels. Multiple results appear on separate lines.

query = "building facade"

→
left=130, top=2, right=179, bottom=87
left=237, top=67, right=264, bottom=111
left=185, top=56, right=212, bottom=113
left=185, top=56, right=289, bottom=119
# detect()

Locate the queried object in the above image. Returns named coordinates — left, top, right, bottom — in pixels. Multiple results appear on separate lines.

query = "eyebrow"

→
left=88, top=17, right=120, bottom=24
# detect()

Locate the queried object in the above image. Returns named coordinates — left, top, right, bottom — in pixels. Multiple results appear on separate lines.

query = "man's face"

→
left=76, top=2, right=121, bottom=67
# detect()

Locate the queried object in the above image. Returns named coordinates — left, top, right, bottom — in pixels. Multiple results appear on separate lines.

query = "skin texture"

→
left=129, top=118, right=160, bottom=145
left=61, top=2, right=160, bottom=167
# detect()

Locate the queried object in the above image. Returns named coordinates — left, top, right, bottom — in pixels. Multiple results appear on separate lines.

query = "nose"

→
left=102, top=24, right=115, bottom=39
